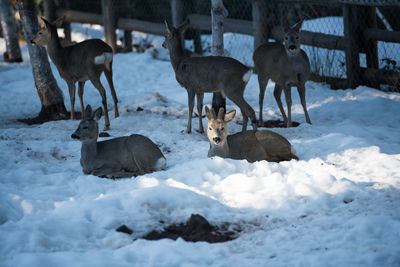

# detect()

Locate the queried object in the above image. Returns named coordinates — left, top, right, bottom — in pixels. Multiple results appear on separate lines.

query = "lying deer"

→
left=71, top=105, right=166, bottom=178
left=253, top=21, right=311, bottom=127
left=205, top=106, right=298, bottom=163
left=31, top=17, right=119, bottom=130
left=162, top=19, right=257, bottom=134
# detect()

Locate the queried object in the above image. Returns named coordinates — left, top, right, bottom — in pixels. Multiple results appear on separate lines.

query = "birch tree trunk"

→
left=211, top=0, right=227, bottom=114
left=0, top=0, right=22, bottom=62
left=17, top=0, right=68, bottom=123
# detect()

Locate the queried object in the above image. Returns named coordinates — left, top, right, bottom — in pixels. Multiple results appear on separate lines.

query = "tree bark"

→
left=17, top=0, right=68, bottom=123
left=102, top=0, right=117, bottom=52
left=43, top=0, right=56, bottom=22
left=0, top=0, right=22, bottom=62
left=211, top=0, right=227, bottom=114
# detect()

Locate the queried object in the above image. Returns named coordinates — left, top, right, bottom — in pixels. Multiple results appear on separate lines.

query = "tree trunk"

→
left=17, top=0, right=68, bottom=124
left=102, top=0, right=117, bottom=52
left=43, top=0, right=56, bottom=22
left=211, top=0, right=227, bottom=114
left=0, top=0, right=22, bottom=62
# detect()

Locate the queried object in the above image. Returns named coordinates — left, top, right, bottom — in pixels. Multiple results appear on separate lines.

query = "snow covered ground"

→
left=0, top=23, right=400, bottom=267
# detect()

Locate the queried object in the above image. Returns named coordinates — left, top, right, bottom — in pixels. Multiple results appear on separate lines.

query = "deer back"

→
left=176, top=56, right=250, bottom=93
left=56, top=39, right=112, bottom=80
left=227, top=130, right=298, bottom=162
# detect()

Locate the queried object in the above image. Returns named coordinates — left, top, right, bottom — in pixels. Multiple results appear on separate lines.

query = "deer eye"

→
left=285, top=36, right=288, bottom=40
left=296, top=36, right=299, bottom=40
left=82, top=126, right=88, bottom=130
left=221, top=127, right=224, bottom=131
left=209, top=127, right=212, bottom=130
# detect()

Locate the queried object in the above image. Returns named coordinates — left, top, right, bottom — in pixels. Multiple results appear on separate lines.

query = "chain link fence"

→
left=58, top=0, right=400, bottom=83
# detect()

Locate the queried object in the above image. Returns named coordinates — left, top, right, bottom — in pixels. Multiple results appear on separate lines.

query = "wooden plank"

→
left=57, top=9, right=167, bottom=36
left=277, top=0, right=399, bottom=6
left=343, top=4, right=361, bottom=89
left=364, top=28, right=400, bottom=43
left=188, top=14, right=345, bottom=51
left=362, top=6, right=379, bottom=88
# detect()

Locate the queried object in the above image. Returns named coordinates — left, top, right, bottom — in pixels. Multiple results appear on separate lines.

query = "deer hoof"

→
left=103, top=125, right=110, bottom=131
left=196, top=129, right=204, bottom=134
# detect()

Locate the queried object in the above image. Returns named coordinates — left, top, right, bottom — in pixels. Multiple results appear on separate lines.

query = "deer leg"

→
left=273, top=84, right=288, bottom=124
left=90, top=77, right=110, bottom=131
left=67, top=81, right=76, bottom=120
left=229, top=94, right=257, bottom=132
left=241, top=108, right=249, bottom=132
left=196, top=92, right=204, bottom=134
left=297, top=85, right=311, bottom=124
left=283, top=85, right=292, bottom=127
left=186, top=89, right=195, bottom=134
left=78, top=81, right=85, bottom=119
left=258, top=76, right=268, bottom=127
left=104, top=63, right=119, bottom=118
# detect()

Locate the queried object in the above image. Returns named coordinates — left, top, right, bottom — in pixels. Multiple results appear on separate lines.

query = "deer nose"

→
left=71, top=133, right=80, bottom=140
left=213, top=137, right=221, bottom=144
left=30, top=39, right=35, bottom=44
left=289, top=45, right=296, bottom=50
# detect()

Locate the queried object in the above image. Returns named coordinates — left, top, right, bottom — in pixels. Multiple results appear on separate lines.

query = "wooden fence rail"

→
left=56, top=5, right=400, bottom=90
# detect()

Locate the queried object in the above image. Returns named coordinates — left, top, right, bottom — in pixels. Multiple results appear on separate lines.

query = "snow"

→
left=0, top=22, right=400, bottom=267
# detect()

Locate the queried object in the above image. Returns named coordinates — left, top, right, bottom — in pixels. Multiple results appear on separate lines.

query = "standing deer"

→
left=162, top=19, right=257, bottom=134
left=31, top=17, right=119, bottom=130
left=71, top=105, right=166, bottom=178
left=205, top=106, right=298, bottom=163
left=253, top=21, right=311, bottom=127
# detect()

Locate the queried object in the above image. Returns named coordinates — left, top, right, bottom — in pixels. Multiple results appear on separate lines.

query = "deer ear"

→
left=164, top=20, right=173, bottom=33
left=177, top=19, right=190, bottom=33
left=205, top=106, right=217, bottom=120
left=292, top=20, right=303, bottom=32
left=217, top=107, right=225, bottom=119
left=224, top=110, right=236, bottom=123
left=84, top=105, right=93, bottom=119
left=205, top=106, right=215, bottom=120
left=41, top=17, right=52, bottom=28
left=52, top=16, right=65, bottom=28
left=93, top=107, right=103, bottom=121
left=283, top=20, right=290, bottom=33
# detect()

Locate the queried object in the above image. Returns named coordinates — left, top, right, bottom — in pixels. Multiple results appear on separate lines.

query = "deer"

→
left=71, top=105, right=166, bottom=178
left=162, top=19, right=257, bottom=134
left=253, top=21, right=311, bottom=128
left=31, top=17, right=119, bottom=131
left=205, top=106, right=298, bottom=163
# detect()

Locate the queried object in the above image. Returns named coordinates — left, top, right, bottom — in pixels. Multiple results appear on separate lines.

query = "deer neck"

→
left=168, top=38, right=186, bottom=72
left=46, top=30, right=64, bottom=67
left=81, top=139, right=98, bottom=162
left=208, top=141, right=230, bottom=158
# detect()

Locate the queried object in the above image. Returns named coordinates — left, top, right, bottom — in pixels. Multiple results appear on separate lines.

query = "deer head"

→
left=283, top=20, right=303, bottom=56
left=71, top=105, right=102, bottom=142
left=30, top=17, right=65, bottom=46
left=205, top=107, right=236, bottom=145
left=162, top=19, right=190, bottom=50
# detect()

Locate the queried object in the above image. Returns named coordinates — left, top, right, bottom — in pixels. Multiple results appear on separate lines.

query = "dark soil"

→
left=117, top=214, right=239, bottom=243
left=143, top=214, right=238, bottom=243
